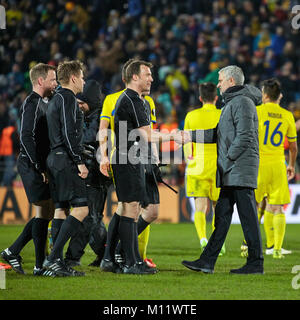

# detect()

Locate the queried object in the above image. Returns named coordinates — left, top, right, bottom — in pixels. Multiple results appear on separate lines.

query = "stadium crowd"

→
left=0, top=0, right=299, bottom=185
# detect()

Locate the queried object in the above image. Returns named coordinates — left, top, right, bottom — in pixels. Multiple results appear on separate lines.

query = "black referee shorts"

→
left=17, top=154, right=51, bottom=204
left=47, top=150, right=87, bottom=207
left=141, top=164, right=160, bottom=208
left=111, top=162, right=147, bottom=203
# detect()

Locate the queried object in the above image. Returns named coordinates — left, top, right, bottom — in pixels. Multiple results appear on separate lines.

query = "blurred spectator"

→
left=0, top=119, right=19, bottom=186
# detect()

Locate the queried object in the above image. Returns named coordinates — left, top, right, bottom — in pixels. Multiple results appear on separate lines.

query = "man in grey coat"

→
left=182, top=65, right=264, bottom=274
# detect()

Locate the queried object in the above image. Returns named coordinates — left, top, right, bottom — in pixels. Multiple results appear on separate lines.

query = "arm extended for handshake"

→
left=98, top=123, right=192, bottom=177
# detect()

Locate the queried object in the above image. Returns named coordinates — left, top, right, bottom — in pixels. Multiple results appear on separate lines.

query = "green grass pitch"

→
left=0, top=222, right=300, bottom=300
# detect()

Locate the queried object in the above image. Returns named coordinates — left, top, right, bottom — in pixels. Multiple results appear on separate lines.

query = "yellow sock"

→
left=263, top=210, right=274, bottom=248
left=273, top=213, right=286, bottom=251
left=211, top=213, right=215, bottom=233
left=138, top=225, right=150, bottom=260
left=194, top=211, right=206, bottom=240
left=257, top=208, right=264, bottom=224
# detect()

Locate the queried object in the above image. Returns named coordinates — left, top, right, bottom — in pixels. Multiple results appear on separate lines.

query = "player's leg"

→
left=44, top=202, right=88, bottom=276
left=211, top=201, right=226, bottom=256
left=210, top=183, right=225, bottom=256
left=263, top=201, right=275, bottom=254
left=194, top=197, right=209, bottom=250
left=65, top=185, right=100, bottom=266
left=267, top=204, right=286, bottom=259
left=138, top=204, right=159, bottom=267
left=101, top=202, right=122, bottom=270
left=1, top=218, right=34, bottom=274
left=32, top=199, right=54, bottom=273
left=119, top=201, right=140, bottom=268
left=137, top=168, right=160, bottom=267
left=1, top=155, right=51, bottom=274
left=257, top=197, right=266, bottom=223
left=87, top=182, right=108, bottom=266
left=138, top=225, right=150, bottom=260
left=267, top=162, right=291, bottom=257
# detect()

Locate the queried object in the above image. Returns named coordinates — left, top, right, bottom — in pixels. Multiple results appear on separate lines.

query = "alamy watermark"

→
left=0, top=267, right=6, bottom=289
left=291, top=265, right=300, bottom=289
left=291, top=5, right=300, bottom=30
left=96, top=124, right=205, bottom=175
left=0, top=5, right=6, bottom=29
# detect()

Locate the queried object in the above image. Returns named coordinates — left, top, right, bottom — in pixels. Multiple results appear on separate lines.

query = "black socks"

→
left=32, top=218, right=49, bottom=268
left=9, top=217, right=35, bottom=255
left=118, top=216, right=138, bottom=267
left=103, top=213, right=120, bottom=261
left=48, top=215, right=82, bottom=261
left=51, top=218, right=65, bottom=259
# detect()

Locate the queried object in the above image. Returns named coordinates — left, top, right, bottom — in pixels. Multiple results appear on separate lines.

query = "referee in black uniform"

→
left=100, top=60, right=184, bottom=274
left=1, top=63, right=57, bottom=276
left=43, top=60, right=89, bottom=277
left=64, top=79, right=109, bottom=267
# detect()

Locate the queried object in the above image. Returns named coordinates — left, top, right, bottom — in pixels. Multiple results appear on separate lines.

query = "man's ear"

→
left=37, top=76, right=44, bottom=87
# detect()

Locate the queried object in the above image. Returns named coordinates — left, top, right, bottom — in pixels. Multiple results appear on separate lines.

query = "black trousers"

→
left=65, top=184, right=108, bottom=261
left=200, top=186, right=263, bottom=268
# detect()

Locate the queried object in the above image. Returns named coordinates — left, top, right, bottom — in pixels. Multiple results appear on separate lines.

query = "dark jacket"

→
left=82, top=109, right=100, bottom=148
left=46, top=87, right=84, bottom=165
left=19, top=91, right=50, bottom=172
left=192, top=85, right=262, bottom=188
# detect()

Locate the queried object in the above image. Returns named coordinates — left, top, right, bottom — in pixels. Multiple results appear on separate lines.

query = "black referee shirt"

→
left=19, top=91, right=50, bottom=172
left=114, top=88, right=151, bottom=162
left=46, top=87, right=84, bottom=165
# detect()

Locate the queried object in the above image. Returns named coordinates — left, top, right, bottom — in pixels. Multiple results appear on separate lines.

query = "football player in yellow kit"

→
left=184, top=82, right=225, bottom=255
left=255, top=78, right=297, bottom=259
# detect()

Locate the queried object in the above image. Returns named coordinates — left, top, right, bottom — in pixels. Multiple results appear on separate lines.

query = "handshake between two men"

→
left=99, top=126, right=194, bottom=178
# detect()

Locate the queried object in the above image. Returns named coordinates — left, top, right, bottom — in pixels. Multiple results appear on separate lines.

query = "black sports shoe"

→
left=122, top=263, right=157, bottom=275
left=33, top=266, right=56, bottom=277
left=230, top=264, right=264, bottom=275
left=181, top=258, right=214, bottom=274
left=100, top=259, right=122, bottom=273
left=138, top=262, right=158, bottom=274
left=43, top=258, right=73, bottom=277
left=1, top=248, right=25, bottom=274
left=64, top=259, right=81, bottom=267
left=64, top=264, right=85, bottom=277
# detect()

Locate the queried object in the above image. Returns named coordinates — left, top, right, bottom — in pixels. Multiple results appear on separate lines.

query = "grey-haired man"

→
left=182, top=65, right=264, bottom=274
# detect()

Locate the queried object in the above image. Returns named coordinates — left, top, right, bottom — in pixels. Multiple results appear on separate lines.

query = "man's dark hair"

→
left=262, top=78, right=281, bottom=101
left=199, top=82, right=217, bottom=103
left=124, top=60, right=153, bottom=84
left=57, top=60, right=84, bottom=85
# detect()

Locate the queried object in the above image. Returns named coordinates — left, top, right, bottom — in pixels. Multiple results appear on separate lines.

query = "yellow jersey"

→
left=184, top=104, right=221, bottom=200
left=184, top=104, right=221, bottom=160
left=256, top=102, right=297, bottom=161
